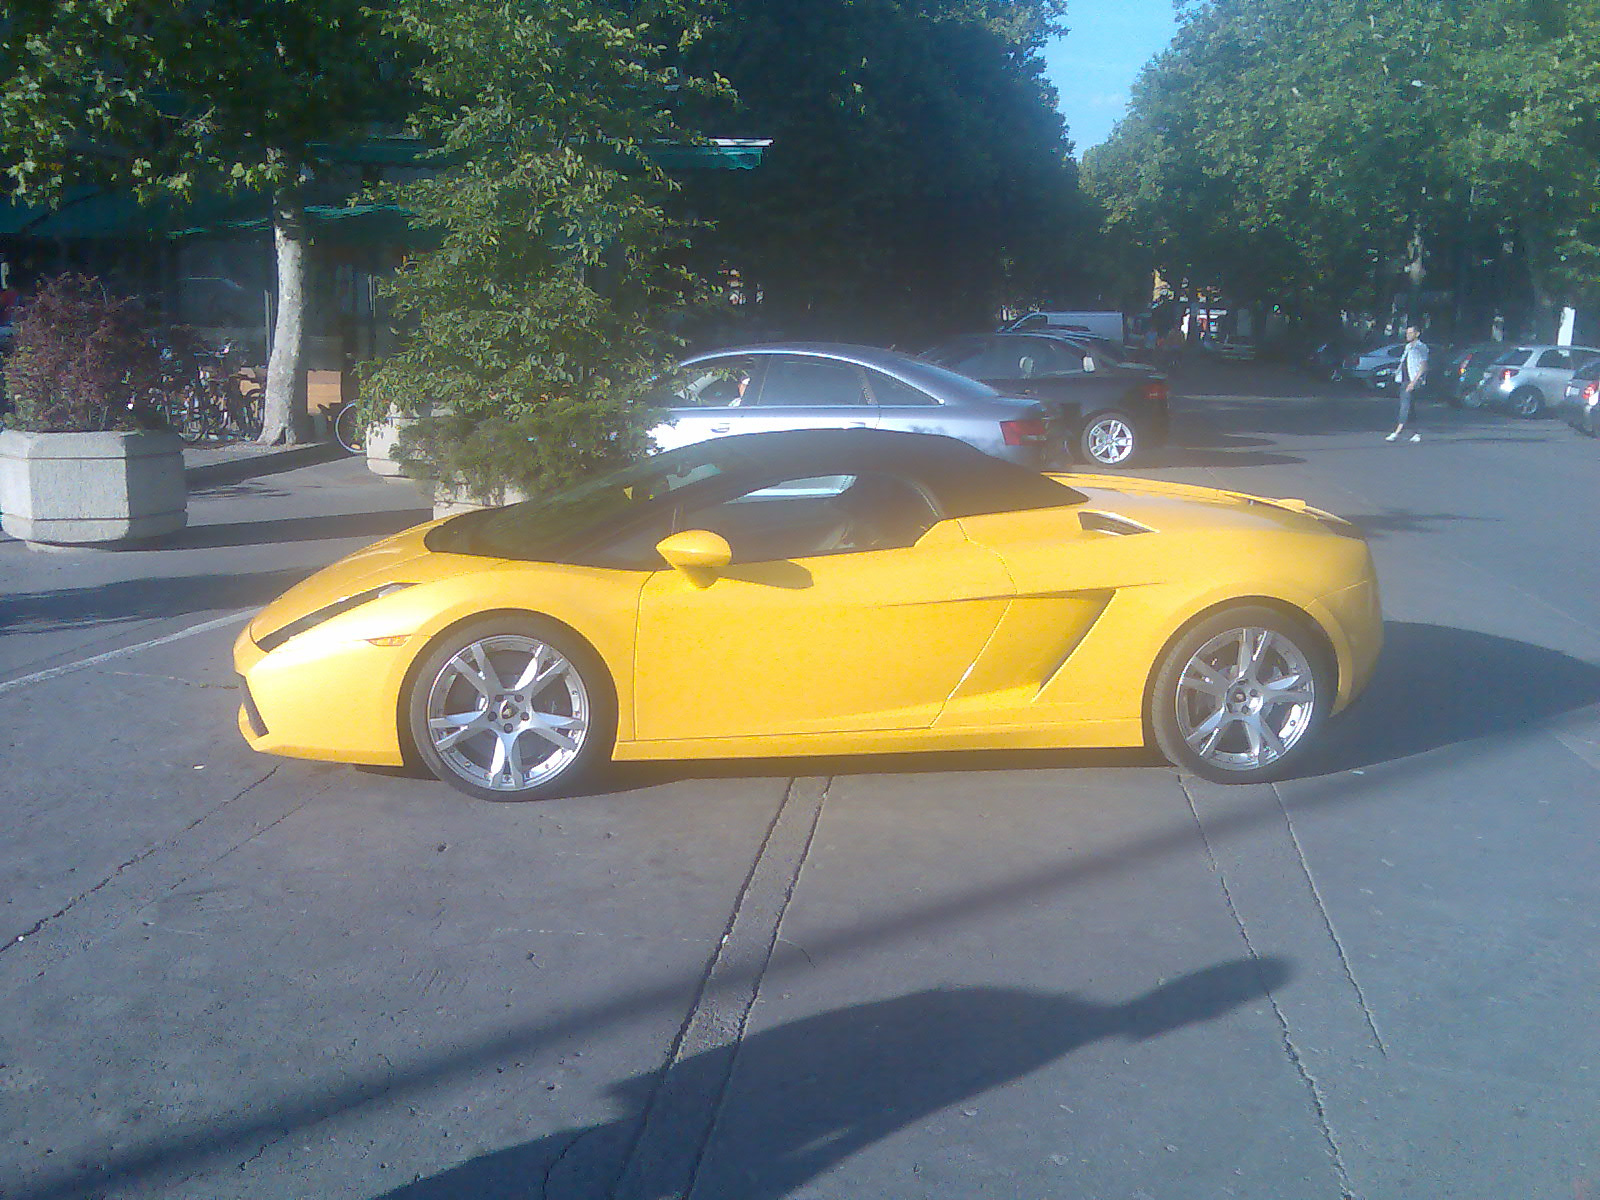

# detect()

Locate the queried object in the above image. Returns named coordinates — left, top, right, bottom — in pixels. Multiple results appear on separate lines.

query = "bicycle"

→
left=162, top=341, right=263, bottom=443
left=332, top=398, right=365, bottom=454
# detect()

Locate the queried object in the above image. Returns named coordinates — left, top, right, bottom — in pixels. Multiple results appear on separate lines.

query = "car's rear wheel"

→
left=1509, top=386, right=1544, bottom=418
left=1149, top=607, right=1332, bottom=784
left=1080, top=411, right=1139, bottom=466
left=407, top=617, right=615, bottom=801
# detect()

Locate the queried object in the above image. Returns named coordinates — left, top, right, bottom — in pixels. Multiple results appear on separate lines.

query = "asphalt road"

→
left=1, top=366, right=1596, bottom=1200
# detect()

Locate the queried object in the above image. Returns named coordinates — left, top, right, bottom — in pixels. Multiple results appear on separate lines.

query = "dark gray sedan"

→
left=649, top=343, right=1053, bottom=467
left=920, top=331, right=1170, bottom=466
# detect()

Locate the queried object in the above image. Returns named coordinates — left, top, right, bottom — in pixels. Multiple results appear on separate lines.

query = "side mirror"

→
left=655, top=529, right=733, bottom=587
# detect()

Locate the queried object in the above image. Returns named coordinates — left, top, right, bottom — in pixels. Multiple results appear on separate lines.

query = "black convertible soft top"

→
left=681, top=427, right=1085, bottom=516
left=429, top=427, right=1085, bottom=562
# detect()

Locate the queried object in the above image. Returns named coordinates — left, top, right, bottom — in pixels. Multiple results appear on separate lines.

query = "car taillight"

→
left=1500, top=367, right=1519, bottom=382
left=1585, top=382, right=1598, bottom=402
left=1143, top=381, right=1168, bottom=402
left=1000, top=417, right=1047, bottom=446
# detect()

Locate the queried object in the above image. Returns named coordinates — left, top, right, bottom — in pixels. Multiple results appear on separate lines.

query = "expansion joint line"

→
left=1178, top=775, right=1359, bottom=1200
left=605, top=776, right=829, bottom=1200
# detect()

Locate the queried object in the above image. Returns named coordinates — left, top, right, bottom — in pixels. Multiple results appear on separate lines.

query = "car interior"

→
left=586, top=471, right=942, bottom=568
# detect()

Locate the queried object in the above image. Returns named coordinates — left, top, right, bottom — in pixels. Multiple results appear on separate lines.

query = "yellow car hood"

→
left=246, top=519, right=465, bottom=644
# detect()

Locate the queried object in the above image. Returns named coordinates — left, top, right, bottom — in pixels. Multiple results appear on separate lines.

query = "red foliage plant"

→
left=2, top=273, right=168, bottom=433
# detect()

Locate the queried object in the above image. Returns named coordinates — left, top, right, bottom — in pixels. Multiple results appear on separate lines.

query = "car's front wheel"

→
left=1509, top=386, right=1545, bottom=418
left=1079, top=411, right=1139, bottom=466
left=406, top=617, right=615, bottom=801
left=1149, top=607, right=1332, bottom=784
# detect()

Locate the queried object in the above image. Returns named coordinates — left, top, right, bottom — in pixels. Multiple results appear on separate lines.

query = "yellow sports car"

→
left=234, top=428, right=1381, bottom=799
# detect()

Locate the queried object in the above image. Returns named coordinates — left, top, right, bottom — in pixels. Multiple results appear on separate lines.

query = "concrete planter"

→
left=428, top=476, right=528, bottom=520
left=0, top=429, right=187, bottom=545
left=364, top=414, right=412, bottom=481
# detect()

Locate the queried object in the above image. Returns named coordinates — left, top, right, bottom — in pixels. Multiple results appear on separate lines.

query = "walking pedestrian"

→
left=1386, top=324, right=1429, bottom=442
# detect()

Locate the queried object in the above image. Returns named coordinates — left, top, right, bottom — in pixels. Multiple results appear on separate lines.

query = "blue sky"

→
left=1042, top=2, right=1180, bottom=154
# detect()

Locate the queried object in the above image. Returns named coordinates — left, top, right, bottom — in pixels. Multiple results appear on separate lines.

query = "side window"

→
left=753, top=359, right=870, bottom=407
left=1537, top=349, right=1572, bottom=369
left=677, top=472, right=940, bottom=563
left=1030, top=337, right=1090, bottom=374
left=866, top=369, right=940, bottom=406
left=667, top=359, right=757, bottom=407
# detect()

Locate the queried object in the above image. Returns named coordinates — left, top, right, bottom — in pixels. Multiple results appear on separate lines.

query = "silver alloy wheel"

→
left=1510, top=387, right=1543, bottom=418
left=1171, top=625, right=1317, bottom=774
left=1083, top=414, right=1136, bottom=465
left=422, top=633, right=590, bottom=793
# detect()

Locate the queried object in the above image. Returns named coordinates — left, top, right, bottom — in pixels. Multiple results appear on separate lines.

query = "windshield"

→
left=426, top=442, right=738, bottom=560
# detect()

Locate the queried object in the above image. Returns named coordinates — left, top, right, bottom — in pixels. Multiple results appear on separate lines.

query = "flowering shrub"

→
left=2, top=273, right=169, bottom=433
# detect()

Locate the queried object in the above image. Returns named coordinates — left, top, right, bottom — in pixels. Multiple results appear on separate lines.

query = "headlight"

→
left=256, top=583, right=417, bottom=652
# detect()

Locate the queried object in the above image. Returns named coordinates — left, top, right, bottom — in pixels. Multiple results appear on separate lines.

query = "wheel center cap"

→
left=499, top=701, right=519, bottom=721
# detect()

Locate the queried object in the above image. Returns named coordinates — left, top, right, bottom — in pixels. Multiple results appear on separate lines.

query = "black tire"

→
left=333, top=402, right=364, bottom=454
left=1509, top=386, right=1544, bottom=418
left=1079, top=410, right=1140, bottom=466
left=1149, top=606, right=1333, bottom=784
left=406, top=616, right=616, bottom=801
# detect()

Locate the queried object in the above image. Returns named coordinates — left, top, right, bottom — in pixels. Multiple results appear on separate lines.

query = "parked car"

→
left=1558, top=356, right=1600, bottom=435
left=1334, top=342, right=1407, bottom=388
left=918, top=331, right=1169, bottom=467
left=649, top=343, right=1051, bottom=467
left=234, top=426, right=1383, bottom=798
left=1439, top=342, right=1507, bottom=406
left=1463, top=344, right=1600, bottom=416
left=1000, top=309, right=1126, bottom=349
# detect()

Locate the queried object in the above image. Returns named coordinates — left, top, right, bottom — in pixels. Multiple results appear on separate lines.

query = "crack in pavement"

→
left=3, top=765, right=285, bottom=963
left=1270, top=781, right=1388, bottom=1057
left=1179, top=774, right=1359, bottom=1200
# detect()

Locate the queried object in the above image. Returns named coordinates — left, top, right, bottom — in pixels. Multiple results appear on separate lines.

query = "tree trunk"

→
left=258, top=188, right=309, bottom=445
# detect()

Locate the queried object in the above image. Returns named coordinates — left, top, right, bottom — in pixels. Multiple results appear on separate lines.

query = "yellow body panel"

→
left=633, top=521, right=1010, bottom=739
left=233, top=473, right=1383, bottom=771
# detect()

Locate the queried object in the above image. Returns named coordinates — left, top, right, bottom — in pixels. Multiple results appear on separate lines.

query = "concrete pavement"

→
left=1, top=381, right=1596, bottom=1200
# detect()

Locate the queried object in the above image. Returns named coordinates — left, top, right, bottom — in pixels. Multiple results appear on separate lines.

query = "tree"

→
left=0, top=0, right=405, bottom=444
left=1085, top=0, right=1600, bottom=340
left=359, top=0, right=720, bottom=500
left=674, top=0, right=1093, bottom=344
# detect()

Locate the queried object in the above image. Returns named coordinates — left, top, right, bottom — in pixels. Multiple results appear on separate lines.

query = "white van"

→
left=1001, top=310, right=1126, bottom=346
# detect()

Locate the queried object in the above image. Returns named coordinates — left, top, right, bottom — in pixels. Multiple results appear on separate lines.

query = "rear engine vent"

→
left=1079, top=510, right=1154, bottom=536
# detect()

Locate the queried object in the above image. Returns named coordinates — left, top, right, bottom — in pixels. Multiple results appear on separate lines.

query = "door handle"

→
left=709, top=422, right=732, bottom=433
left=847, top=421, right=869, bottom=428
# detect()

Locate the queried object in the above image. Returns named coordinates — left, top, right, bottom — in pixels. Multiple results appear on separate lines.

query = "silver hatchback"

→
left=1464, top=344, right=1600, bottom=416
left=649, top=343, right=1052, bottom=466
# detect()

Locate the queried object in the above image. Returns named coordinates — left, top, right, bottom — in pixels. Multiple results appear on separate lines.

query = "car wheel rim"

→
left=424, top=634, right=589, bottom=792
left=1172, top=626, right=1316, bottom=773
left=1087, top=419, right=1134, bottom=464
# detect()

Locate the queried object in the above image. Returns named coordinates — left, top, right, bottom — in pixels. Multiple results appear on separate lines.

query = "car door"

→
left=630, top=471, right=1013, bottom=741
left=653, top=354, right=765, bottom=452
left=737, top=354, right=881, bottom=435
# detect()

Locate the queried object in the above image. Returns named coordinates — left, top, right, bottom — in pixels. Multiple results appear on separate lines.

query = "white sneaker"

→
left=1385, top=430, right=1400, bottom=441
left=1409, top=432, right=1421, bottom=442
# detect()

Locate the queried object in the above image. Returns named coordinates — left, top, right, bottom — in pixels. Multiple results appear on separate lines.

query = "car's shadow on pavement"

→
left=595, top=622, right=1599, bottom=795
left=1300, top=621, right=1600, bottom=775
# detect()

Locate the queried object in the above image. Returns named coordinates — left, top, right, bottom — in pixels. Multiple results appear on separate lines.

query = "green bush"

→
left=2, top=274, right=169, bottom=433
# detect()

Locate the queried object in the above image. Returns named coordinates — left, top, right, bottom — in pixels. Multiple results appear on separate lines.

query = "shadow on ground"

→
left=598, top=623, right=1598, bottom=793
left=1303, top=621, right=1600, bottom=774
left=373, top=960, right=1289, bottom=1200
left=167, top=507, right=431, bottom=549
left=0, top=567, right=314, bottom=633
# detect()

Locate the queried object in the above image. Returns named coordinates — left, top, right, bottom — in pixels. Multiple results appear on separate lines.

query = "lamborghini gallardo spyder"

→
left=234, top=428, right=1381, bottom=799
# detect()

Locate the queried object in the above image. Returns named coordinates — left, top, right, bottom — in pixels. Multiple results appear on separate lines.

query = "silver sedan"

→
left=649, top=343, right=1052, bottom=467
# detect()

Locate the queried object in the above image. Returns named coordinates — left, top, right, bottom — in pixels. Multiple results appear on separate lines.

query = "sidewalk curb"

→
left=184, top=441, right=351, bottom=489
